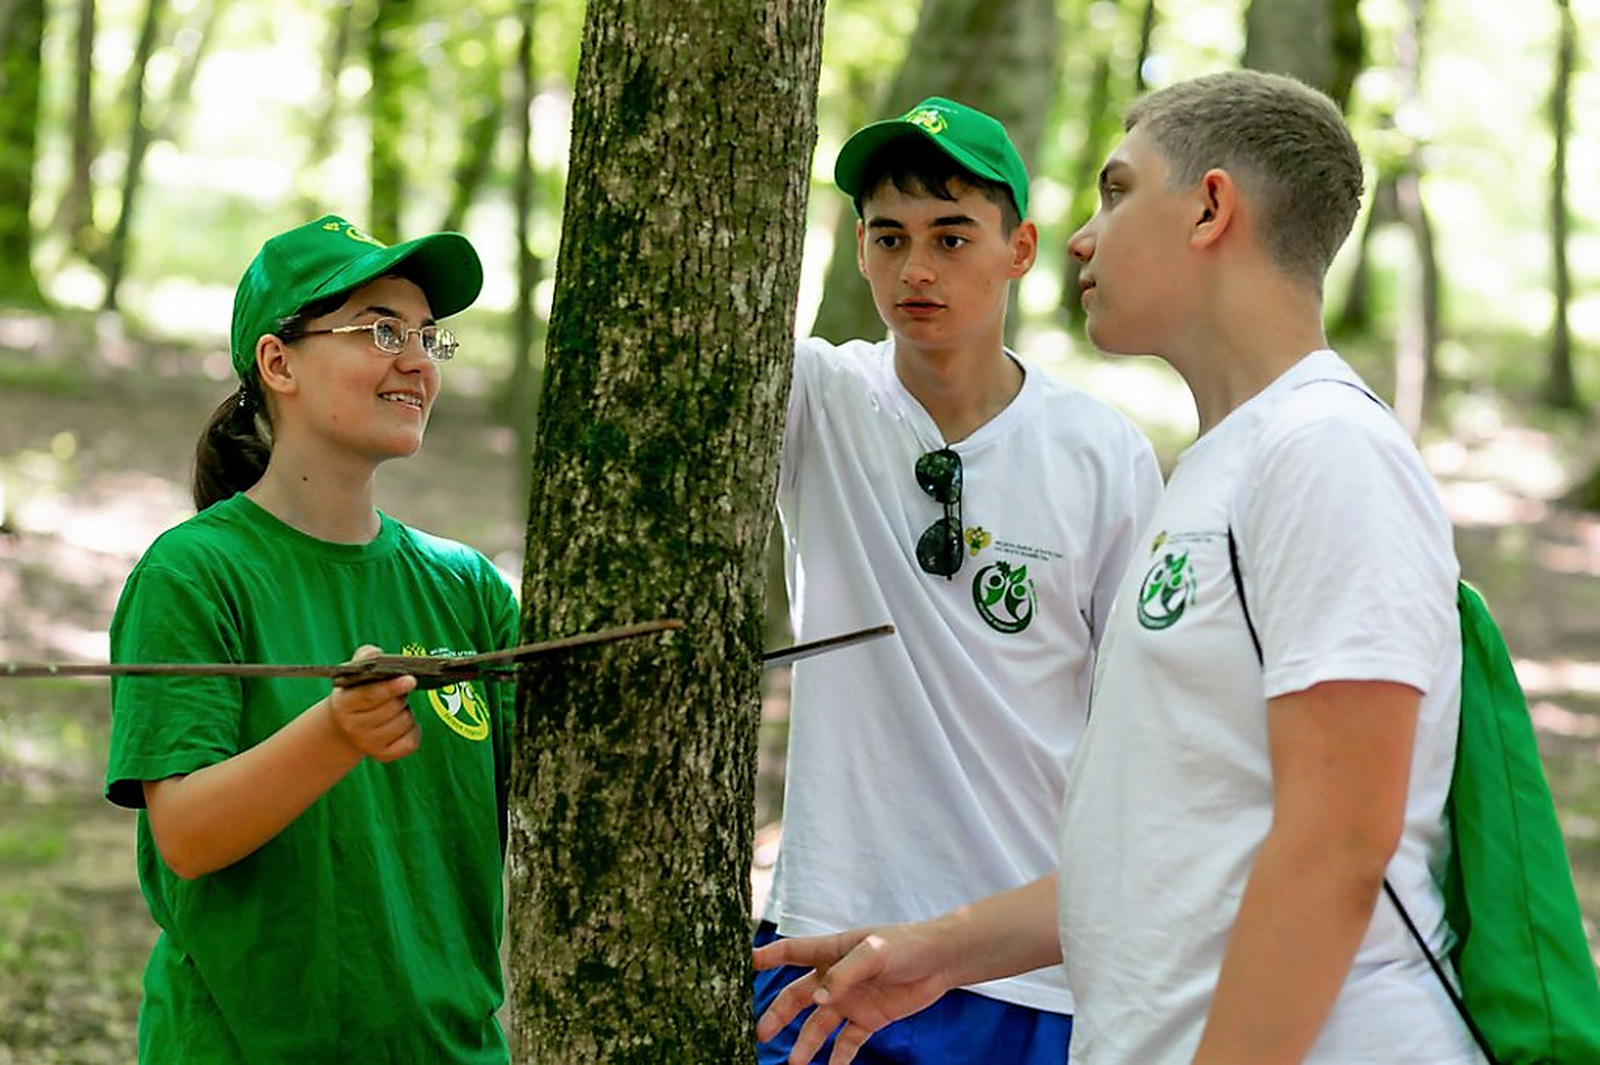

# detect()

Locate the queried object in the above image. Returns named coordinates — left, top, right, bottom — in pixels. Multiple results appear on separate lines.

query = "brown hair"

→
left=854, top=136, right=1023, bottom=235
left=191, top=291, right=349, bottom=510
left=1125, top=70, right=1363, bottom=289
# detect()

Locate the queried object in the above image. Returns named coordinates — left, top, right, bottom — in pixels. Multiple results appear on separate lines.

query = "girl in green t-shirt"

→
left=107, top=216, right=517, bottom=1063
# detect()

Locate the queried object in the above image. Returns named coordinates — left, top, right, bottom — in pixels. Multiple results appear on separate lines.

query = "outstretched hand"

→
left=327, top=645, right=420, bottom=762
left=753, top=924, right=953, bottom=1065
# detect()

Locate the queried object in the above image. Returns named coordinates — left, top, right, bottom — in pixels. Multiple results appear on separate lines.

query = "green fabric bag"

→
left=1228, top=526, right=1600, bottom=1064
left=1440, top=582, right=1600, bottom=1064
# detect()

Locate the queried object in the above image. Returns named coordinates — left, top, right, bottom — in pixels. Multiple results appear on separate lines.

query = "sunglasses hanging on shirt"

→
left=914, top=447, right=963, bottom=580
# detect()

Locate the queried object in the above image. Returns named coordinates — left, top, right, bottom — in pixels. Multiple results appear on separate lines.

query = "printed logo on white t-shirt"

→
left=1136, top=531, right=1198, bottom=631
left=963, top=526, right=1041, bottom=634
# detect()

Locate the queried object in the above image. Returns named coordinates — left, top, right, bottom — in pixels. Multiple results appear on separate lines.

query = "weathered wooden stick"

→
left=0, top=621, right=894, bottom=689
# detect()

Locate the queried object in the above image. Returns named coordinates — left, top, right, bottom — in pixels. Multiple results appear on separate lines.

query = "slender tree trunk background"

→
left=808, top=0, right=1060, bottom=345
left=98, top=0, right=164, bottom=312
left=51, top=0, right=97, bottom=259
left=1545, top=0, right=1578, bottom=410
left=508, top=0, right=825, bottom=1059
left=296, top=0, right=357, bottom=217
left=367, top=0, right=412, bottom=239
left=505, top=0, right=543, bottom=506
left=0, top=0, right=46, bottom=308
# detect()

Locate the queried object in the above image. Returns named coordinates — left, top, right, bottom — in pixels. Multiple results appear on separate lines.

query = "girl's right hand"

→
left=327, top=645, right=421, bottom=762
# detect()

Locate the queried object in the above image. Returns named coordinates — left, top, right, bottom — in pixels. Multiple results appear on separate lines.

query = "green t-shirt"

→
left=106, top=495, right=518, bottom=1064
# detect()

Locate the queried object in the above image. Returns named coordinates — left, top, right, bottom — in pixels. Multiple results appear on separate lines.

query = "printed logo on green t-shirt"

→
left=405, top=642, right=492, bottom=741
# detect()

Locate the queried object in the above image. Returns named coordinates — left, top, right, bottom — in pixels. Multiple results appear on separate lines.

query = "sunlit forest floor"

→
left=2, top=316, right=1598, bottom=1060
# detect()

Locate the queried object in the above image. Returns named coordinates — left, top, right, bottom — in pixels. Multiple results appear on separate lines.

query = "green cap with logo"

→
left=230, top=215, right=484, bottom=381
left=834, top=96, right=1029, bottom=219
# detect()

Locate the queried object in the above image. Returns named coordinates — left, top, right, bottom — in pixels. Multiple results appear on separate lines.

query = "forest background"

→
left=2, top=0, right=1600, bottom=1059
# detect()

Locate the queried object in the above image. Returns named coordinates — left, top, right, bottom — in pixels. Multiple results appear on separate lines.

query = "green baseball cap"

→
left=834, top=96, right=1029, bottom=219
left=230, top=214, right=483, bottom=380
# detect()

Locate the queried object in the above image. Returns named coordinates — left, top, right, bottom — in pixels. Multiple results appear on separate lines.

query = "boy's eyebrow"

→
left=863, top=214, right=979, bottom=229
left=1098, top=160, right=1129, bottom=191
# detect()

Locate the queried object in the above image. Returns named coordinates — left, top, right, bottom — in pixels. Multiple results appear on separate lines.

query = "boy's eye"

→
left=874, top=234, right=903, bottom=250
left=939, top=234, right=968, bottom=250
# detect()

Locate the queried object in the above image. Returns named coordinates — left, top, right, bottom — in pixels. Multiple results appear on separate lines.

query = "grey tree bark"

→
left=508, top=0, right=825, bottom=1060
left=808, top=0, right=1060, bottom=345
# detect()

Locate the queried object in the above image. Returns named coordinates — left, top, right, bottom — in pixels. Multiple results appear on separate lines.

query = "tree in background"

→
left=1330, top=0, right=1440, bottom=432
left=1545, top=0, right=1578, bottom=411
left=508, top=0, right=824, bottom=1060
left=0, top=0, right=47, bottom=308
left=1054, top=0, right=1157, bottom=323
left=367, top=0, right=414, bottom=239
left=808, top=0, right=1060, bottom=344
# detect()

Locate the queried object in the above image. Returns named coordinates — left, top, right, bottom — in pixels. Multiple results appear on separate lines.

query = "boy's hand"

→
left=327, top=645, right=421, bottom=762
left=754, top=926, right=950, bottom=1065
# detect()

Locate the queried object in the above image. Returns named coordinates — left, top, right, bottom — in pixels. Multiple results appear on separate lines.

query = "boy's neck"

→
left=893, top=338, right=1024, bottom=444
left=1173, top=269, right=1330, bottom=436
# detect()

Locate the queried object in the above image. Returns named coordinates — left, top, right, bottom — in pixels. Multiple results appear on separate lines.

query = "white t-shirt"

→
left=768, top=336, right=1161, bottom=1013
left=1059, top=350, right=1483, bottom=1063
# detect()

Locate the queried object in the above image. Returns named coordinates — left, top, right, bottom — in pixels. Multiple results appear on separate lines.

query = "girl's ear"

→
left=255, top=334, right=298, bottom=399
left=1191, top=168, right=1237, bottom=250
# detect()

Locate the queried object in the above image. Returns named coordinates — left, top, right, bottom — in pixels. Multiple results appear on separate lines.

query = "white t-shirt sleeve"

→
left=1236, top=404, right=1456, bottom=699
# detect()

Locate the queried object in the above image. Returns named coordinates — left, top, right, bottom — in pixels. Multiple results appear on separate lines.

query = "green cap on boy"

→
left=833, top=96, right=1030, bottom=219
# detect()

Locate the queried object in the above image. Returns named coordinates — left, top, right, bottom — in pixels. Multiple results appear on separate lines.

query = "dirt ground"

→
left=2, top=317, right=1598, bottom=1060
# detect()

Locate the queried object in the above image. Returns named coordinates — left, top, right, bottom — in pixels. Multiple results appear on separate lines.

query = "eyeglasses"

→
left=914, top=447, right=963, bottom=579
left=297, top=316, right=459, bottom=362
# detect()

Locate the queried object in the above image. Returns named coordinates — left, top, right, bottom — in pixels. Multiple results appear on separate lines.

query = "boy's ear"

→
left=255, top=334, right=299, bottom=398
left=1007, top=220, right=1039, bottom=279
left=1191, top=168, right=1237, bottom=250
left=855, top=219, right=869, bottom=278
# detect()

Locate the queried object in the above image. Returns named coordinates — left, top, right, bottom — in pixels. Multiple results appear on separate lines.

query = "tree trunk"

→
left=1243, top=0, right=1362, bottom=109
left=438, top=15, right=504, bottom=234
left=1544, top=0, right=1578, bottom=410
left=1057, top=0, right=1158, bottom=322
left=51, top=0, right=98, bottom=259
left=504, top=0, right=542, bottom=506
left=507, top=0, right=824, bottom=1059
left=808, top=0, right=1060, bottom=344
left=367, top=0, right=413, bottom=239
left=296, top=0, right=357, bottom=217
left=0, top=0, right=45, bottom=308
left=98, top=0, right=165, bottom=312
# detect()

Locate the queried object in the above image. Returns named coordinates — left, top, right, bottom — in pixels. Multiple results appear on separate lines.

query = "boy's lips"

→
left=898, top=298, right=945, bottom=316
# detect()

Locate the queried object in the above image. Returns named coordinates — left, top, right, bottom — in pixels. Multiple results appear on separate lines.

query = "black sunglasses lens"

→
left=915, top=449, right=962, bottom=504
left=916, top=517, right=963, bottom=576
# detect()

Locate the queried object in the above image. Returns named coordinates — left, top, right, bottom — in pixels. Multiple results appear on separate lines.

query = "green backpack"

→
left=1228, top=535, right=1600, bottom=1064
left=1435, top=582, right=1600, bottom=1064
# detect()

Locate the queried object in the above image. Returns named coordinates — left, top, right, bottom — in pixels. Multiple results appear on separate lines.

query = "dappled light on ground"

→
left=3, top=334, right=1599, bottom=1051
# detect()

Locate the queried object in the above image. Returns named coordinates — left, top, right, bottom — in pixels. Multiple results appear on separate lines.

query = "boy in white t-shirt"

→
left=755, top=72, right=1486, bottom=1065
left=753, top=97, right=1160, bottom=1064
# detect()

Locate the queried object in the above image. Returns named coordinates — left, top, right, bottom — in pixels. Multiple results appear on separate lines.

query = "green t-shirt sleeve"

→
left=106, top=560, right=245, bottom=809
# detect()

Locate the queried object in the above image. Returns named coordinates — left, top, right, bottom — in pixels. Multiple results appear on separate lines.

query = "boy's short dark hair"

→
left=853, top=137, right=1024, bottom=236
left=1127, top=70, right=1363, bottom=290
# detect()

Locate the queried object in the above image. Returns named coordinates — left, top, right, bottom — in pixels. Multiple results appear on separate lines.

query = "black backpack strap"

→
left=1225, top=526, right=1499, bottom=1064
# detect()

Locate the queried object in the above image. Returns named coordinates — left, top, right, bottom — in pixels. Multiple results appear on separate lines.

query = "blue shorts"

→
left=752, top=922, right=1072, bottom=1064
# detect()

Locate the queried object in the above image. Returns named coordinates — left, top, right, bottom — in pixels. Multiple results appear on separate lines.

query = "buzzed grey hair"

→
left=1126, top=70, right=1364, bottom=290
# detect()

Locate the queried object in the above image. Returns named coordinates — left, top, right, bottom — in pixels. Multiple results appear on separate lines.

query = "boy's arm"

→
left=1191, top=679, right=1419, bottom=1065
left=754, top=874, right=1061, bottom=1065
left=143, top=658, right=420, bottom=880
